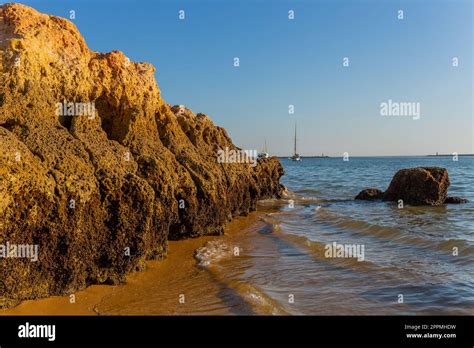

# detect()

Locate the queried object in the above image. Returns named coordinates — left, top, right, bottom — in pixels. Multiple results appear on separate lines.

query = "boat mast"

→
left=294, top=122, right=297, bottom=155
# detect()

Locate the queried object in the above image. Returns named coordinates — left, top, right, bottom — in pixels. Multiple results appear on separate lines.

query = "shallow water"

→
left=188, top=156, right=474, bottom=315
left=261, top=156, right=474, bottom=314
left=1, top=156, right=473, bottom=315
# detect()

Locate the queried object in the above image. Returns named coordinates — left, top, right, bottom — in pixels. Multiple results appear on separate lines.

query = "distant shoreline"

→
left=426, top=154, right=474, bottom=157
left=275, top=154, right=474, bottom=158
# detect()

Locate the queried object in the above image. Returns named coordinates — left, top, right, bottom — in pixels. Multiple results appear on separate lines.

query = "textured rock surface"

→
left=355, top=167, right=466, bottom=206
left=444, top=196, right=469, bottom=204
left=383, top=167, right=450, bottom=206
left=0, top=4, right=284, bottom=308
left=354, top=188, right=384, bottom=201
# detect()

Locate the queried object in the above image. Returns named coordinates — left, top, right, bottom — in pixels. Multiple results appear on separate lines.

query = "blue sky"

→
left=17, top=0, right=473, bottom=156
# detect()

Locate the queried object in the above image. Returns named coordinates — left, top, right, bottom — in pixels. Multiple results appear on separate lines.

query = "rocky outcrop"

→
left=354, top=188, right=384, bottom=201
left=383, top=167, right=450, bottom=206
left=355, top=167, right=466, bottom=206
left=0, top=4, right=284, bottom=308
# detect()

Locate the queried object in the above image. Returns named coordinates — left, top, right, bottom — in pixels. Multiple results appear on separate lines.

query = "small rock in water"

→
left=355, top=188, right=384, bottom=201
left=354, top=167, right=467, bottom=206
left=383, top=167, right=450, bottom=206
left=444, top=196, right=469, bottom=204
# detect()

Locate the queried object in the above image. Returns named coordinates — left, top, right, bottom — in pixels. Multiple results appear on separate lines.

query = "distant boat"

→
left=289, top=122, right=301, bottom=161
left=258, top=139, right=269, bottom=159
left=306, top=153, right=330, bottom=158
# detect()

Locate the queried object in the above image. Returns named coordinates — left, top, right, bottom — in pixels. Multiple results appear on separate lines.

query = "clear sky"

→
left=16, top=0, right=473, bottom=156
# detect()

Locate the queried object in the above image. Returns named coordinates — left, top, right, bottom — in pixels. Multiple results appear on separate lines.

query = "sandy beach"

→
left=0, top=209, right=274, bottom=316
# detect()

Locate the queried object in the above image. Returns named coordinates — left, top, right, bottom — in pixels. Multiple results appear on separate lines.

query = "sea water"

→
left=196, top=156, right=474, bottom=315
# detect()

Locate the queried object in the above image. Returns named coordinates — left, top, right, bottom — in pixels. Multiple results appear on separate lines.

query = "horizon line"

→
left=271, top=154, right=474, bottom=158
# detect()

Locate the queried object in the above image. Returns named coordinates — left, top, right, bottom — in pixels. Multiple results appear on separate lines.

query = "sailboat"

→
left=258, top=139, right=269, bottom=159
left=289, top=122, right=301, bottom=161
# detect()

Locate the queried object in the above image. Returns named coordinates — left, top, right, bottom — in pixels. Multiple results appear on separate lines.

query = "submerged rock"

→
left=444, top=196, right=469, bottom=204
left=0, top=4, right=283, bottom=307
left=355, top=188, right=384, bottom=201
left=383, top=167, right=450, bottom=206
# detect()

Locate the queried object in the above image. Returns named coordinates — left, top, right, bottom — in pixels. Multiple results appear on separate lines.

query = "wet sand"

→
left=0, top=210, right=269, bottom=316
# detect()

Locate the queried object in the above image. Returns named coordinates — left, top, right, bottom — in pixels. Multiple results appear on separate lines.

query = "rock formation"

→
left=355, top=167, right=467, bottom=206
left=444, top=196, right=469, bottom=204
left=354, top=188, right=384, bottom=201
left=0, top=4, right=284, bottom=308
left=383, top=167, right=450, bottom=206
